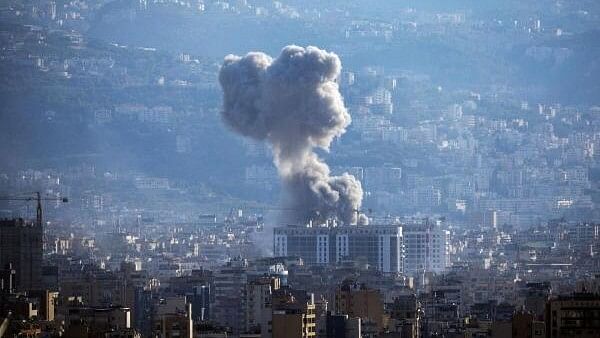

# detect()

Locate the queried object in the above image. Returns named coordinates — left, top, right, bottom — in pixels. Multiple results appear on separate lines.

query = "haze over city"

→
left=1, top=1, right=600, bottom=337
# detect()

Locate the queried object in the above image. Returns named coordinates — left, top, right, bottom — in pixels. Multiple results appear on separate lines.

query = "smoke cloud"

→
left=219, top=45, right=365, bottom=225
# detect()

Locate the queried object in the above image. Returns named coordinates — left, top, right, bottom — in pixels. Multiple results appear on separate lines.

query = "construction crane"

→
left=0, top=192, right=68, bottom=226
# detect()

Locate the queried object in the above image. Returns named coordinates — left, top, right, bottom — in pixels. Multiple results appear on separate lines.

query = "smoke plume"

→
left=219, top=45, right=365, bottom=225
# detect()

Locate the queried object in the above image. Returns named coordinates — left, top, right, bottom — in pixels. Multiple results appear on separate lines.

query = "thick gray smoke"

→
left=219, top=45, right=366, bottom=225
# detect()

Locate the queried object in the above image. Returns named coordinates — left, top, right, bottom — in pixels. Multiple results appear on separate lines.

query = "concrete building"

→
left=29, top=290, right=58, bottom=321
left=64, top=305, right=135, bottom=338
left=334, top=280, right=384, bottom=335
left=545, top=293, right=600, bottom=338
left=0, top=219, right=43, bottom=291
left=271, top=288, right=316, bottom=338
left=511, top=311, right=544, bottom=338
left=274, top=224, right=403, bottom=273
left=212, top=259, right=248, bottom=335
left=388, top=294, right=420, bottom=338
left=153, top=297, right=193, bottom=338
left=167, top=268, right=213, bottom=322
left=521, top=282, right=551, bottom=320
left=59, top=268, right=132, bottom=310
left=245, top=276, right=280, bottom=337
left=402, top=220, right=450, bottom=276
left=325, top=312, right=361, bottom=338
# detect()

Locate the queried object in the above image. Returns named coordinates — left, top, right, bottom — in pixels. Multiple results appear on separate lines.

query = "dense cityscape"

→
left=1, top=0, right=600, bottom=337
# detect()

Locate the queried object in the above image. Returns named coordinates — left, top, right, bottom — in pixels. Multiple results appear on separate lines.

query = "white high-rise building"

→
left=402, top=220, right=450, bottom=276
left=274, top=224, right=403, bottom=274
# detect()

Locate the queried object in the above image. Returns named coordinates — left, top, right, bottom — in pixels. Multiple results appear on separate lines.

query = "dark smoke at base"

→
left=218, top=45, right=367, bottom=225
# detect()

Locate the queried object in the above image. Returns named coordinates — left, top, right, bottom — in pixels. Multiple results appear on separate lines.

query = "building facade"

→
left=212, top=259, right=248, bottom=335
left=545, top=293, right=600, bottom=338
left=245, top=276, right=280, bottom=337
left=271, top=288, right=316, bottom=338
left=402, top=221, right=450, bottom=276
left=274, top=224, right=403, bottom=273
left=334, top=281, right=384, bottom=335
left=0, top=219, right=43, bottom=291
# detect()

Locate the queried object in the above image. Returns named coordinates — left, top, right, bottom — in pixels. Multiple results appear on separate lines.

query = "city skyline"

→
left=1, top=1, right=600, bottom=337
